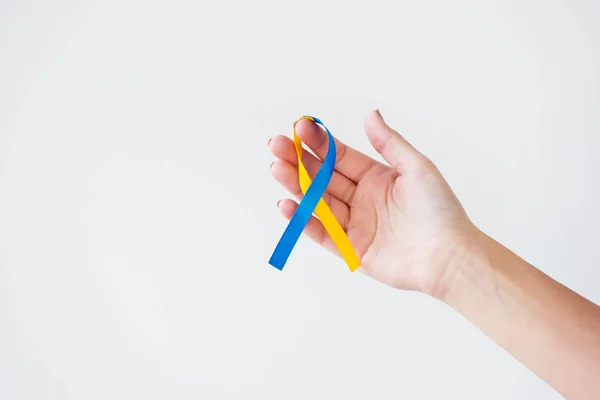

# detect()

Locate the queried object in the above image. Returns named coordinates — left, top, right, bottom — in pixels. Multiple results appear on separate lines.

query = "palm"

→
left=269, top=111, right=474, bottom=293
left=346, top=164, right=403, bottom=277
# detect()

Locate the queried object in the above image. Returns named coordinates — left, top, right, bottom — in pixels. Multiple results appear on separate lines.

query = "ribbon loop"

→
left=269, top=116, right=360, bottom=271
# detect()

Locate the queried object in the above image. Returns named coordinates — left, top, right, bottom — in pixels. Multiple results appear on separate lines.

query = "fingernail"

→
left=277, top=200, right=281, bottom=207
left=268, top=138, right=272, bottom=146
left=270, top=161, right=274, bottom=169
left=375, top=109, right=382, bottom=117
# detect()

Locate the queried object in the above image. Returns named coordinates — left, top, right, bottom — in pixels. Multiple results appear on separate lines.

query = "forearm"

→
left=440, top=230, right=600, bottom=399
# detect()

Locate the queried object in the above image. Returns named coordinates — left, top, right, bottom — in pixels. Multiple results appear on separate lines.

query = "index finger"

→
left=295, top=118, right=378, bottom=183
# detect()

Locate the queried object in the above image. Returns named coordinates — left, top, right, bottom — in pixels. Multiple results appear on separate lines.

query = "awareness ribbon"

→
left=269, top=116, right=360, bottom=272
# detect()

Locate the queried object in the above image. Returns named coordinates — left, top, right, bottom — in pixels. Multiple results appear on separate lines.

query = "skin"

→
left=268, top=110, right=600, bottom=399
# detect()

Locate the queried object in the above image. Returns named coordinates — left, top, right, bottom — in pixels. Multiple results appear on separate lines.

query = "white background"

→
left=1, top=0, right=599, bottom=398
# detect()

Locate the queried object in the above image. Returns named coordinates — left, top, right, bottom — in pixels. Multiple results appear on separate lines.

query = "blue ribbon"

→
left=269, top=116, right=336, bottom=270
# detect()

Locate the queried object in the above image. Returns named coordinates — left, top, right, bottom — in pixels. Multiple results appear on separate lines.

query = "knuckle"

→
left=335, top=141, right=347, bottom=164
left=414, top=156, right=435, bottom=174
left=342, top=182, right=356, bottom=203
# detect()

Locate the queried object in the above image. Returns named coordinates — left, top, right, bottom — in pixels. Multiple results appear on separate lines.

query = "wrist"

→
left=426, top=226, right=488, bottom=304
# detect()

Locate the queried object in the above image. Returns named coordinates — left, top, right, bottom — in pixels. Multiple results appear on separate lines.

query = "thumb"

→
left=364, top=110, right=422, bottom=172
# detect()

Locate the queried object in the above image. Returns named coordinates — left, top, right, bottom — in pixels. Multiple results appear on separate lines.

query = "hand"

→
left=269, top=110, right=477, bottom=297
left=271, top=111, right=600, bottom=398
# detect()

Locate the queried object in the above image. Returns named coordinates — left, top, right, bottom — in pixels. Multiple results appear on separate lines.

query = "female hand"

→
left=269, top=110, right=477, bottom=297
left=271, top=111, right=600, bottom=399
